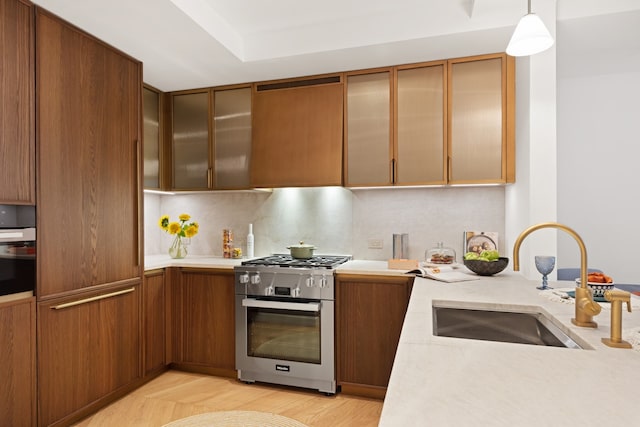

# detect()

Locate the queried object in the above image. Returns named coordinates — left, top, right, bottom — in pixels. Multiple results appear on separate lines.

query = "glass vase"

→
left=169, top=235, right=187, bottom=259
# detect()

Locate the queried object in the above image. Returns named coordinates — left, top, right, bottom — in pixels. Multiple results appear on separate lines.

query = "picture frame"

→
left=463, top=231, right=499, bottom=255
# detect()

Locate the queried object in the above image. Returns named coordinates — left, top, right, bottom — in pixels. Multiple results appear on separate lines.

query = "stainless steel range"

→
left=234, top=254, right=350, bottom=394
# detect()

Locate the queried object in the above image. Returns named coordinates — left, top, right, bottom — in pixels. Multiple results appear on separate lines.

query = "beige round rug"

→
left=163, top=410, right=309, bottom=427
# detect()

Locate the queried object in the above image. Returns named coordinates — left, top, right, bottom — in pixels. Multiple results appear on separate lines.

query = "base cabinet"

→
left=144, top=270, right=166, bottom=376
left=169, top=269, right=236, bottom=377
left=336, top=274, right=413, bottom=399
left=0, top=297, right=36, bottom=427
left=37, top=285, right=141, bottom=427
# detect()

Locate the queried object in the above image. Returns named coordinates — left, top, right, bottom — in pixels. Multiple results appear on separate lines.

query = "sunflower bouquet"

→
left=158, top=213, right=199, bottom=258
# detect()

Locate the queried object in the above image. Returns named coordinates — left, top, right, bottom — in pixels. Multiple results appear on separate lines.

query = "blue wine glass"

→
left=535, top=256, right=556, bottom=290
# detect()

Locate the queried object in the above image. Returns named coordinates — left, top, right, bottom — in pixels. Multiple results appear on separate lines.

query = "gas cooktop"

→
left=241, top=254, right=350, bottom=269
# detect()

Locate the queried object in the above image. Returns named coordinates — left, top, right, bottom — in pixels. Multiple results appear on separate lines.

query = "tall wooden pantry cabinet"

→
left=35, top=7, right=143, bottom=426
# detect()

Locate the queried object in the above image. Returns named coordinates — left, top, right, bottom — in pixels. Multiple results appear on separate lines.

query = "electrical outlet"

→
left=368, top=238, right=383, bottom=249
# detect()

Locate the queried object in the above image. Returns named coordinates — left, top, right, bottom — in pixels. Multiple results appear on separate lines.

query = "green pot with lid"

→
left=287, top=241, right=316, bottom=259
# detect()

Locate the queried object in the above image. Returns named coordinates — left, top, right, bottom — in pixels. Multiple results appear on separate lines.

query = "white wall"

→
left=145, top=186, right=505, bottom=262
left=556, top=11, right=640, bottom=283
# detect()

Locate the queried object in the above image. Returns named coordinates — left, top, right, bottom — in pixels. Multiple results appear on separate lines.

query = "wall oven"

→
left=235, top=255, right=349, bottom=395
left=0, top=205, right=36, bottom=300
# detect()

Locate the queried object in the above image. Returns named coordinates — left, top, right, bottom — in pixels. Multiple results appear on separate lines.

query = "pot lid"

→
left=287, top=241, right=316, bottom=249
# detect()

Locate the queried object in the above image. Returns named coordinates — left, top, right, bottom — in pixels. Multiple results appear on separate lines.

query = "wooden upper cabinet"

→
left=448, top=53, right=515, bottom=184
left=345, top=70, right=393, bottom=186
left=345, top=62, right=447, bottom=187
left=171, top=90, right=211, bottom=190
left=251, top=76, right=344, bottom=188
left=213, top=86, right=252, bottom=189
left=143, top=86, right=162, bottom=189
left=346, top=54, right=514, bottom=187
left=0, top=0, right=35, bottom=204
left=36, top=8, right=142, bottom=297
left=395, top=62, right=447, bottom=185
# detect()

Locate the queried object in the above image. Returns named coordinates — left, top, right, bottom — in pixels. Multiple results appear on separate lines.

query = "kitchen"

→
left=2, top=0, right=640, bottom=426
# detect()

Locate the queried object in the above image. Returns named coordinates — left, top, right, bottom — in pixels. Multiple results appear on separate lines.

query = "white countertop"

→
left=144, top=256, right=412, bottom=276
left=144, top=254, right=244, bottom=271
left=379, top=274, right=640, bottom=426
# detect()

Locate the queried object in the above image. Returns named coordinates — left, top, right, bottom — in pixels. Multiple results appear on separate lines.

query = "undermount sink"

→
left=432, top=305, right=585, bottom=349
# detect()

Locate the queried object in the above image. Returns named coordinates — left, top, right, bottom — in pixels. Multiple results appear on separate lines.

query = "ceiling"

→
left=31, top=0, right=640, bottom=92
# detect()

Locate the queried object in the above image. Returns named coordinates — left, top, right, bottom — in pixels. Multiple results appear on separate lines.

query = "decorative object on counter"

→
left=246, top=223, right=254, bottom=258
left=388, top=258, right=418, bottom=270
left=232, top=247, right=243, bottom=259
left=534, top=255, right=555, bottom=290
left=223, top=229, right=233, bottom=258
left=463, top=231, right=498, bottom=255
left=392, top=233, right=409, bottom=259
left=575, top=272, right=614, bottom=297
left=286, top=241, right=316, bottom=259
left=463, top=257, right=509, bottom=276
left=158, top=213, right=199, bottom=259
left=425, top=242, right=456, bottom=265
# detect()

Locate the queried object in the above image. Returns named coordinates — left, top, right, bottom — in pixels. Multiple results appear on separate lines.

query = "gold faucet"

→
left=602, top=289, right=633, bottom=349
left=513, top=222, right=601, bottom=328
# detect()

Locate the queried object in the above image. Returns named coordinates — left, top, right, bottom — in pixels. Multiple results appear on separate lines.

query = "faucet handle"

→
left=602, top=289, right=633, bottom=349
left=604, top=289, right=631, bottom=311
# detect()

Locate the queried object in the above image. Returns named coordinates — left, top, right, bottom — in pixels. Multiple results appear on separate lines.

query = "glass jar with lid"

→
left=425, top=242, right=456, bottom=265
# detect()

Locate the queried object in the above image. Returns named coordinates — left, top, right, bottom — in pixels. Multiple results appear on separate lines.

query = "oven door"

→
left=235, top=295, right=335, bottom=393
left=0, top=228, right=36, bottom=300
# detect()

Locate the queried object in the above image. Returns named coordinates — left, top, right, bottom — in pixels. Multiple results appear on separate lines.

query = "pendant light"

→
left=506, top=0, right=554, bottom=56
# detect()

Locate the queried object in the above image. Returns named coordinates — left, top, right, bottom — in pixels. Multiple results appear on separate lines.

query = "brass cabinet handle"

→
left=50, top=287, right=135, bottom=310
left=135, top=139, right=141, bottom=267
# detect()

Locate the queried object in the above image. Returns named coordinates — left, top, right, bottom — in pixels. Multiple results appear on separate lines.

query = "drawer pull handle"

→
left=51, top=287, right=135, bottom=310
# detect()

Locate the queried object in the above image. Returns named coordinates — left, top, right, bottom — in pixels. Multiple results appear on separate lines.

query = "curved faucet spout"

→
left=512, top=222, right=601, bottom=328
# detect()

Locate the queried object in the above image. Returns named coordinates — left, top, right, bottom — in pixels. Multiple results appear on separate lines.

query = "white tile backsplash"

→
left=144, top=186, right=505, bottom=261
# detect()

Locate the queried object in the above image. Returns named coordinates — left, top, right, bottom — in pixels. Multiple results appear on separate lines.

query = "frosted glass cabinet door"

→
left=143, top=87, right=160, bottom=189
left=396, top=64, right=446, bottom=184
left=345, top=72, right=392, bottom=186
left=449, top=57, right=505, bottom=183
left=213, top=87, right=251, bottom=189
left=172, top=91, right=210, bottom=189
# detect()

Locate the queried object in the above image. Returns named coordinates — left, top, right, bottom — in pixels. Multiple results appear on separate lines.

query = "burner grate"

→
left=241, top=254, right=350, bottom=269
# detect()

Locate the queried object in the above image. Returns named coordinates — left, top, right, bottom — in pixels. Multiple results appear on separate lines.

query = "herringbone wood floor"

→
left=73, top=371, right=383, bottom=427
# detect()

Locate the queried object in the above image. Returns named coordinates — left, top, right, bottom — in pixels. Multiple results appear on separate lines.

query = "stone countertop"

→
left=379, top=274, right=640, bottom=427
left=144, top=256, right=412, bottom=276
left=144, top=254, right=244, bottom=271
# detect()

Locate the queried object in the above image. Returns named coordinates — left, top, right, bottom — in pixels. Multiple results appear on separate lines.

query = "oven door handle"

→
left=242, top=298, right=321, bottom=312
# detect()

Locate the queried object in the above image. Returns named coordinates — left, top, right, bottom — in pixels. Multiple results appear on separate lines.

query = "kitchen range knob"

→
left=306, top=275, right=315, bottom=287
left=239, top=272, right=249, bottom=284
left=265, top=286, right=274, bottom=296
left=250, top=273, right=261, bottom=284
left=319, top=275, right=328, bottom=288
left=292, top=287, right=301, bottom=297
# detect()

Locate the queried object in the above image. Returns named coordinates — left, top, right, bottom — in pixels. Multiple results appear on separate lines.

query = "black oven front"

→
left=0, top=205, right=36, bottom=300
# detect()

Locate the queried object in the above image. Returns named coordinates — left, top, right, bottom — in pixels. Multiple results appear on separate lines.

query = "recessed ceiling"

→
left=31, top=0, right=640, bottom=91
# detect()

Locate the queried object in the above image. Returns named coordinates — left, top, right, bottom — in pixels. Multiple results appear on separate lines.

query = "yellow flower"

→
left=168, top=222, right=181, bottom=235
left=158, top=215, right=170, bottom=230
left=184, top=225, right=198, bottom=238
left=159, top=213, right=199, bottom=240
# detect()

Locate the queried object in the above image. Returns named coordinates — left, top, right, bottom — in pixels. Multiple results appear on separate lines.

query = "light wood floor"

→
left=73, top=371, right=383, bottom=427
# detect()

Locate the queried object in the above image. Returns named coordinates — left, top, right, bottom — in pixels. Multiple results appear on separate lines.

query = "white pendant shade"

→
left=506, top=13, right=554, bottom=57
